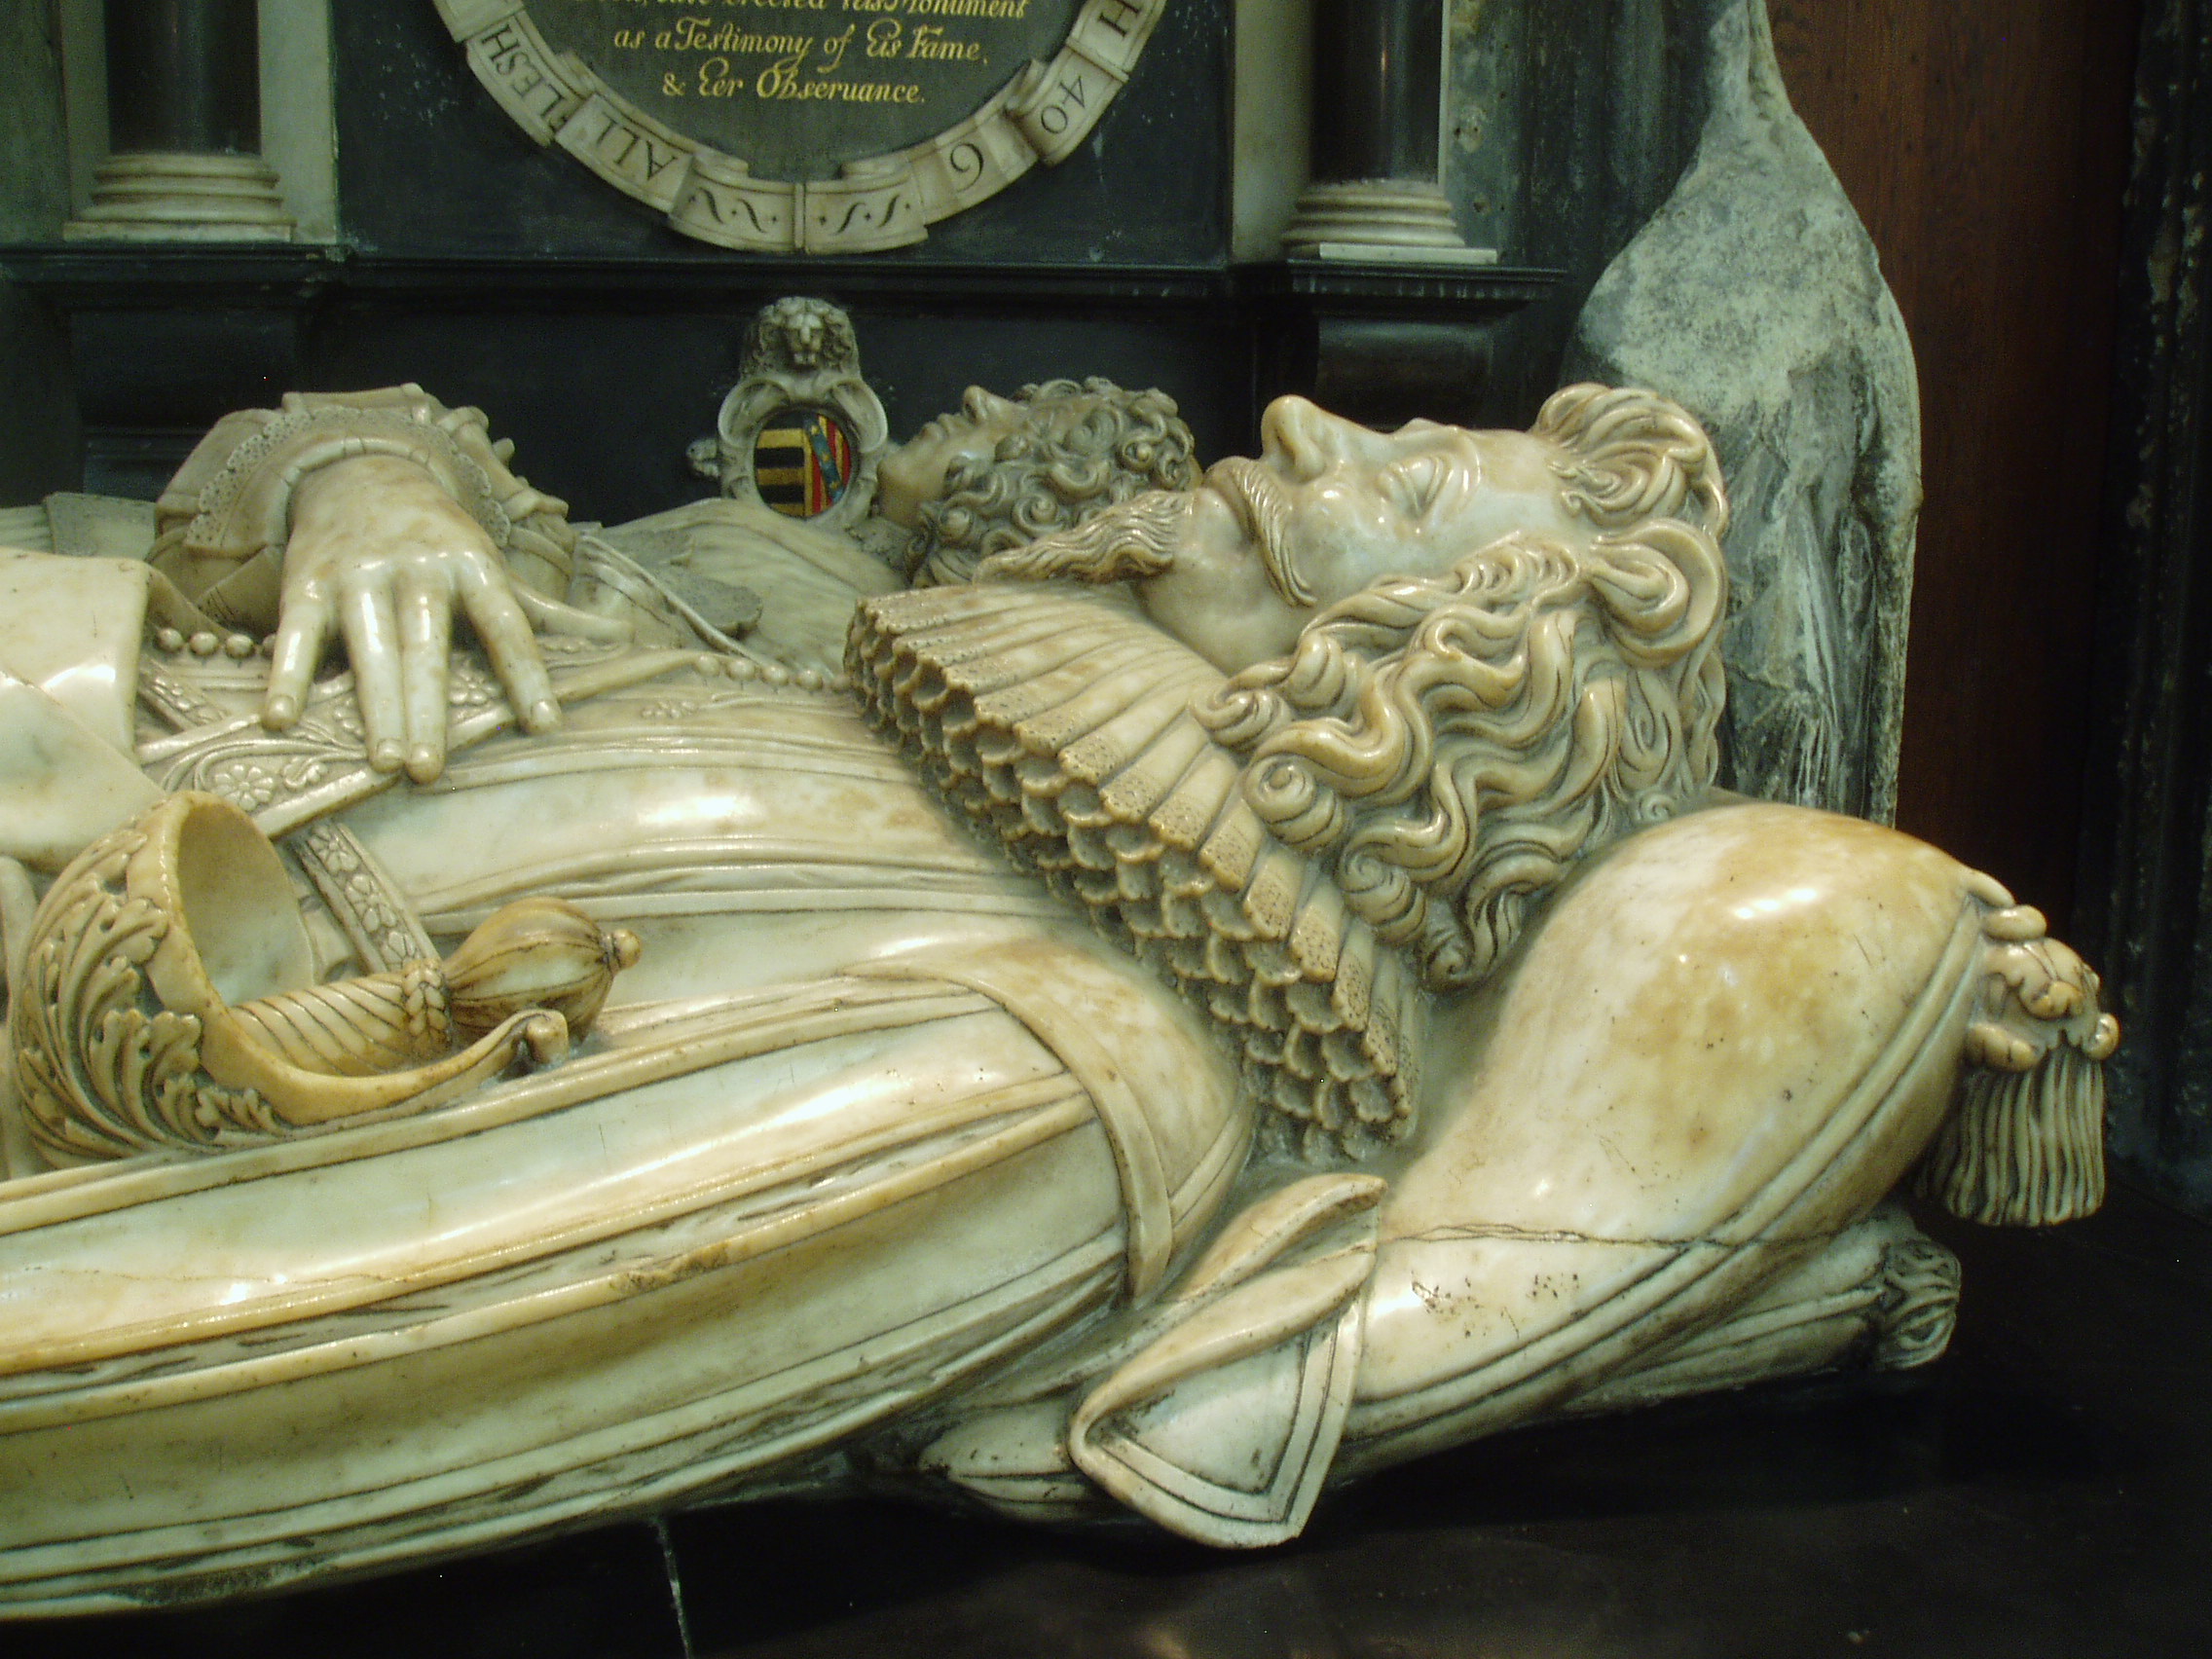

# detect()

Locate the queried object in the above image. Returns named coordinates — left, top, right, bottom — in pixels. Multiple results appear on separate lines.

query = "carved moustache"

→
left=1201, top=457, right=1309, bottom=607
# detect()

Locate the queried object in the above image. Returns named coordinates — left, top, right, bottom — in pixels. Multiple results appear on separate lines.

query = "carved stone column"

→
left=1283, top=0, right=1466, bottom=256
left=67, top=0, right=292, bottom=242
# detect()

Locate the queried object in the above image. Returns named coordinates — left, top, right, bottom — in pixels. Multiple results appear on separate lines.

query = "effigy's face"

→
left=1139, top=396, right=1598, bottom=674
left=874, top=386, right=1029, bottom=528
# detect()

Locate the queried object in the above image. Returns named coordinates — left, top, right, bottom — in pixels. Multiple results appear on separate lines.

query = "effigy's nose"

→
left=1260, top=394, right=1341, bottom=481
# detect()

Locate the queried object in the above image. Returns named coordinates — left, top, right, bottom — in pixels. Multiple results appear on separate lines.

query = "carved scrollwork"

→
left=10, top=824, right=285, bottom=1161
left=8, top=794, right=641, bottom=1161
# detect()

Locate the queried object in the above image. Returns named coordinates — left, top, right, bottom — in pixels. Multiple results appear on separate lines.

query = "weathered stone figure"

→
left=1567, top=0, right=1921, bottom=822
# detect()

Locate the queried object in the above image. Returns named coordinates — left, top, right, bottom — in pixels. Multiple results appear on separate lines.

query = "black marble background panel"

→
left=303, top=293, right=1243, bottom=528
left=330, top=1, right=1230, bottom=267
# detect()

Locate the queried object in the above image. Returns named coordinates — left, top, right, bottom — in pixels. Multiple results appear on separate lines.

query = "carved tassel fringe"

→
left=1914, top=1045, right=2106, bottom=1227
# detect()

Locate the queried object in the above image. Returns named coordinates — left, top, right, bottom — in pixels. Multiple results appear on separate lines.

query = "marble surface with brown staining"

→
left=0, top=377, right=2116, bottom=1614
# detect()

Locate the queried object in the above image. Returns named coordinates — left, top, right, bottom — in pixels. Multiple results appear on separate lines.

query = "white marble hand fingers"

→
left=267, top=455, right=561, bottom=783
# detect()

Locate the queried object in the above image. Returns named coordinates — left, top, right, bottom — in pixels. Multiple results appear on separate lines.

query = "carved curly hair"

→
left=1533, top=381, right=1730, bottom=538
left=1198, top=506, right=1729, bottom=994
left=907, top=379, right=1199, bottom=584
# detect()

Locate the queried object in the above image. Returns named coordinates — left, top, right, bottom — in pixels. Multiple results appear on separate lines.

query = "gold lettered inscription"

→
left=431, top=0, right=1168, bottom=251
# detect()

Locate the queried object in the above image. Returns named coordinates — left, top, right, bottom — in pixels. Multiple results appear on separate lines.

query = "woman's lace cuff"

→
left=150, top=387, right=578, bottom=631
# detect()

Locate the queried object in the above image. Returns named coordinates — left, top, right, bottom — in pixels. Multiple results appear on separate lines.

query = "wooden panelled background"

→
left=1768, top=0, right=2144, bottom=927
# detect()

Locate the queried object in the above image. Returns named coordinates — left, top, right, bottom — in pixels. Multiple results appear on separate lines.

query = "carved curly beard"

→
left=972, top=458, right=1309, bottom=610
left=1198, top=526, right=1727, bottom=992
left=973, top=490, right=1193, bottom=585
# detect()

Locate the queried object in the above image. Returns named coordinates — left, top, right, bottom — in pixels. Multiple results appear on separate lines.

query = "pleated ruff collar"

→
left=850, top=582, right=1422, bottom=1161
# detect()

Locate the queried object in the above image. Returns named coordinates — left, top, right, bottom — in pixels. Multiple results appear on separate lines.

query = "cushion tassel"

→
left=1914, top=1042, right=2107, bottom=1227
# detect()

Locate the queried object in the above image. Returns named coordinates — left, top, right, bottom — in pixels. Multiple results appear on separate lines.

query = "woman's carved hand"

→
left=266, top=455, right=561, bottom=783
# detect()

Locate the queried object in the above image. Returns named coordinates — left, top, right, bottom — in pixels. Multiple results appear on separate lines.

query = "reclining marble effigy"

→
left=0, top=362, right=2115, bottom=1614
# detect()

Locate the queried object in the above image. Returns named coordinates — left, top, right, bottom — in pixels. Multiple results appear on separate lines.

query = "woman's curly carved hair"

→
left=908, top=379, right=1199, bottom=583
left=1197, top=386, right=1729, bottom=993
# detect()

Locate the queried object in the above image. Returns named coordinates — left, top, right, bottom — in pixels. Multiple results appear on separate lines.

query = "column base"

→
left=1283, top=178, right=1464, bottom=253
left=67, top=153, right=293, bottom=243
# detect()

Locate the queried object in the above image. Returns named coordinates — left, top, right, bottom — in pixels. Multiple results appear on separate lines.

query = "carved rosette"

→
left=432, top=0, right=1166, bottom=253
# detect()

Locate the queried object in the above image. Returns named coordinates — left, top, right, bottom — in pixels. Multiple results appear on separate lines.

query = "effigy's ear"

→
left=1584, top=517, right=1728, bottom=669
